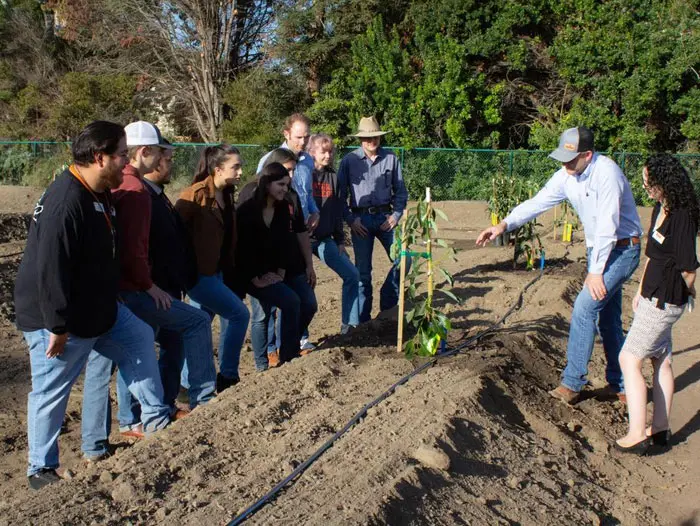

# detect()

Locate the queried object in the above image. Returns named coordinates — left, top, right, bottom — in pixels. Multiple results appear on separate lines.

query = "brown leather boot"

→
left=549, top=385, right=581, bottom=405
left=268, top=350, right=280, bottom=368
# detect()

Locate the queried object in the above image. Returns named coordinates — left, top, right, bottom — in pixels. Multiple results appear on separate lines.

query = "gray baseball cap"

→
left=549, top=127, right=594, bottom=163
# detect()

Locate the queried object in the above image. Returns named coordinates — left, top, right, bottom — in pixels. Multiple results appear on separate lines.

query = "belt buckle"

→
left=367, top=206, right=378, bottom=214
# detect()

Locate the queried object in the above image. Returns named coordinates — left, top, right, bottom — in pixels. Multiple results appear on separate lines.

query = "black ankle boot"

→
left=216, top=373, right=240, bottom=393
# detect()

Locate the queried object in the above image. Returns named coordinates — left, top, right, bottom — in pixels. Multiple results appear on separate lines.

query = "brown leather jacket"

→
left=175, top=176, right=236, bottom=277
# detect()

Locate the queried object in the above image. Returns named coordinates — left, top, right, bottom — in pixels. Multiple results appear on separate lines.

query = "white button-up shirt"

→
left=503, top=153, right=642, bottom=274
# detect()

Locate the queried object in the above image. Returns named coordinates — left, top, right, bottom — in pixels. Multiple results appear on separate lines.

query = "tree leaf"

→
left=438, top=288, right=461, bottom=304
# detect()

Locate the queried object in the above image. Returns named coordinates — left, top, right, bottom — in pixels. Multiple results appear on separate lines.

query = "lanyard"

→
left=68, top=164, right=116, bottom=259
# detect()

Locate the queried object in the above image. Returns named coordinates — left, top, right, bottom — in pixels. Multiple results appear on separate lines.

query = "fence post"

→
left=509, top=150, right=514, bottom=178
left=620, top=151, right=626, bottom=174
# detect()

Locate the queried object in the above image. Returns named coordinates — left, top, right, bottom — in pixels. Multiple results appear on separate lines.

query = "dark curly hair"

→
left=644, top=153, right=699, bottom=228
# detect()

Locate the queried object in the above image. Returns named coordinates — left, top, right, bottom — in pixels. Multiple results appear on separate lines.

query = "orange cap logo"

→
left=564, top=143, right=576, bottom=151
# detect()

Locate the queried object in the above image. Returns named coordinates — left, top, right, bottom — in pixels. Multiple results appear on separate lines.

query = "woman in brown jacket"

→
left=175, top=145, right=250, bottom=392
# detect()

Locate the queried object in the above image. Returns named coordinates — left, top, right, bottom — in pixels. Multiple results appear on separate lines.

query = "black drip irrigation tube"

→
left=0, top=251, right=23, bottom=259
left=228, top=260, right=552, bottom=526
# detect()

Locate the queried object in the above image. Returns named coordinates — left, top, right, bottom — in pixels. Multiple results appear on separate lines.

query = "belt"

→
left=616, top=236, right=640, bottom=247
left=352, top=205, right=392, bottom=215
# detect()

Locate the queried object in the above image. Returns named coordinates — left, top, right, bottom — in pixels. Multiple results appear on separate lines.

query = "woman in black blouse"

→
left=235, top=162, right=317, bottom=368
left=615, top=154, right=698, bottom=454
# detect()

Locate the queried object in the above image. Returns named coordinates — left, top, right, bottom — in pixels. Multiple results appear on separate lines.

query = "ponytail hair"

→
left=255, top=162, right=290, bottom=204
left=193, top=144, right=241, bottom=184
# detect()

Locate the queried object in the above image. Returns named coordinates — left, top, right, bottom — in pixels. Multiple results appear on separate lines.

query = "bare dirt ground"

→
left=0, top=185, right=698, bottom=525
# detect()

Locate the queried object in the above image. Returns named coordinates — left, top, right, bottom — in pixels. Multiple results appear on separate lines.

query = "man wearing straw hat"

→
left=338, top=116, right=408, bottom=323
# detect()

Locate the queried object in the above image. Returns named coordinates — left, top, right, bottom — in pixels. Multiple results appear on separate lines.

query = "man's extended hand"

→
left=307, top=212, right=320, bottom=232
left=585, top=273, right=607, bottom=301
left=380, top=214, right=398, bottom=232
left=476, top=222, right=507, bottom=246
left=46, top=332, right=68, bottom=358
left=350, top=218, right=369, bottom=238
left=147, top=284, right=173, bottom=310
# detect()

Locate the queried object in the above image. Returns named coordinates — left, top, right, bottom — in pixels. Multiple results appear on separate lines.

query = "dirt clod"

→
left=412, top=445, right=451, bottom=471
left=110, top=480, right=138, bottom=503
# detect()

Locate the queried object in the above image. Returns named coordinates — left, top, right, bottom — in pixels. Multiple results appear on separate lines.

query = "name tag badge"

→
left=652, top=230, right=665, bottom=244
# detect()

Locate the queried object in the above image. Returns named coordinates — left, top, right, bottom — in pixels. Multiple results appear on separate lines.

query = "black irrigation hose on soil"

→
left=0, top=251, right=23, bottom=259
left=227, top=261, right=554, bottom=526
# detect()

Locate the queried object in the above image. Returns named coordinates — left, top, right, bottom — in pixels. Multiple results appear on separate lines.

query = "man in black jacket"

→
left=14, top=121, right=172, bottom=490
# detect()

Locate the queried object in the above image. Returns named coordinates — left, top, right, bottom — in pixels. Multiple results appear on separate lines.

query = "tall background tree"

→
left=0, top=0, right=697, bottom=151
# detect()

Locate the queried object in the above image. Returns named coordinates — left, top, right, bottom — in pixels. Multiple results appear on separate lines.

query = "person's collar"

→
left=201, top=174, right=217, bottom=198
left=576, top=152, right=598, bottom=180
left=357, top=147, right=384, bottom=161
left=280, top=141, right=308, bottom=162
left=143, top=177, right=163, bottom=195
left=122, top=164, right=141, bottom=179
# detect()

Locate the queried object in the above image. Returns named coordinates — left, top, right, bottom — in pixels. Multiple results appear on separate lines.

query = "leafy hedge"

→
left=2, top=143, right=698, bottom=206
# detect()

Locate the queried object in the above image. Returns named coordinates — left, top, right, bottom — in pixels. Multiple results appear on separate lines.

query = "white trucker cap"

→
left=124, top=121, right=173, bottom=149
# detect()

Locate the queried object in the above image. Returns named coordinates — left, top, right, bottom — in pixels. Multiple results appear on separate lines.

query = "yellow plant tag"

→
left=491, top=213, right=499, bottom=226
left=562, top=223, right=573, bottom=242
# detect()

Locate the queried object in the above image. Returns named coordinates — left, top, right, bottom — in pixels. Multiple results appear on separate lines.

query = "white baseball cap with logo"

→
left=124, top=121, right=173, bottom=149
left=549, top=126, right=594, bottom=163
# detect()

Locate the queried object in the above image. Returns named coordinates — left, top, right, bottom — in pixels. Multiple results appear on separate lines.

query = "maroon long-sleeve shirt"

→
left=112, top=164, right=153, bottom=291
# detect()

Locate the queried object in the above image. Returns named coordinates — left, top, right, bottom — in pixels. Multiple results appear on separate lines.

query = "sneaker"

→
left=120, top=423, right=145, bottom=439
left=216, top=372, right=240, bottom=393
left=549, top=385, right=581, bottom=405
left=340, top=324, right=357, bottom=335
left=268, top=350, right=280, bottom=368
left=300, top=338, right=316, bottom=355
left=172, top=408, right=190, bottom=421
left=83, top=451, right=111, bottom=464
left=176, top=385, right=190, bottom=406
left=28, top=469, right=60, bottom=490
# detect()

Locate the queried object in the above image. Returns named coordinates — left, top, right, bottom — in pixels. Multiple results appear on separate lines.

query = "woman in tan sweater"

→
left=175, top=145, right=250, bottom=392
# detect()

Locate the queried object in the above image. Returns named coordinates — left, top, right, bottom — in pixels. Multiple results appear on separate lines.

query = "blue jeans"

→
left=187, top=273, right=250, bottom=380
left=251, top=299, right=280, bottom=355
left=313, top=238, right=360, bottom=327
left=249, top=273, right=318, bottom=369
left=24, top=303, right=170, bottom=475
left=81, top=351, right=114, bottom=459
left=562, top=244, right=641, bottom=392
left=113, top=291, right=215, bottom=421
left=351, top=212, right=409, bottom=323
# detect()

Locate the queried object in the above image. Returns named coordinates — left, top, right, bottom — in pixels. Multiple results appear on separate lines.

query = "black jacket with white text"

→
left=14, top=170, right=120, bottom=338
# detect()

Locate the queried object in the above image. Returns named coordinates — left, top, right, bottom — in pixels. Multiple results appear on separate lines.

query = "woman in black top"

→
left=616, top=154, right=698, bottom=454
left=236, top=162, right=318, bottom=367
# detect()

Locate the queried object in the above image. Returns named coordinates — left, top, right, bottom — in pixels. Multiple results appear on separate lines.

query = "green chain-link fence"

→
left=1, top=141, right=699, bottom=204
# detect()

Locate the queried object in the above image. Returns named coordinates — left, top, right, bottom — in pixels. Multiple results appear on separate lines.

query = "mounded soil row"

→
left=0, top=195, right=698, bottom=525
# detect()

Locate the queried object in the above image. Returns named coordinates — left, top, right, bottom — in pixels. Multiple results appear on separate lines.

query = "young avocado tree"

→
left=488, top=175, right=544, bottom=270
left=392, top=189, right=460, bottom=358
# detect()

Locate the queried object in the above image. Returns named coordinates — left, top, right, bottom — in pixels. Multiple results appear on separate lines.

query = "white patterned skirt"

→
left=621, top=296, right=685, bottom=360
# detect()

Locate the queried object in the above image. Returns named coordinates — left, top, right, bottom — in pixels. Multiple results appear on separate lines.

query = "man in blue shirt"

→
left=338, top=116, right=409, bottom=322
left=476, top=127, right=643, bottom=404
left=257, top=113, right=320, bottom=230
